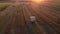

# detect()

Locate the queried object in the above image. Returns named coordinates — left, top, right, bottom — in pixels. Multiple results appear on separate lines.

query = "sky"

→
left=0, top=0, right=59, bottom=2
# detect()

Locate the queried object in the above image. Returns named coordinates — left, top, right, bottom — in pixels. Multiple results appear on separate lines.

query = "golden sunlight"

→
left=33, top=0, right=43, bottom=3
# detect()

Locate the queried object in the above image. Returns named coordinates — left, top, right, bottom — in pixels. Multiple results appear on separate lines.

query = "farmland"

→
left=0, top=1, right=60, bottom=34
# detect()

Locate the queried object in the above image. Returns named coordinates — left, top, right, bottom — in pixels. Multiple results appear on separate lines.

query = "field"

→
left=0, top=1, right=60, bottom=34
left=0, top=2, right=12, bottom=11
left=0, top=2, right=12, bottom=32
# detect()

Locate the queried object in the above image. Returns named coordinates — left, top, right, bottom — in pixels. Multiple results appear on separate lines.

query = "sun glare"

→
left=33, top=0, right=44, bottom=3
